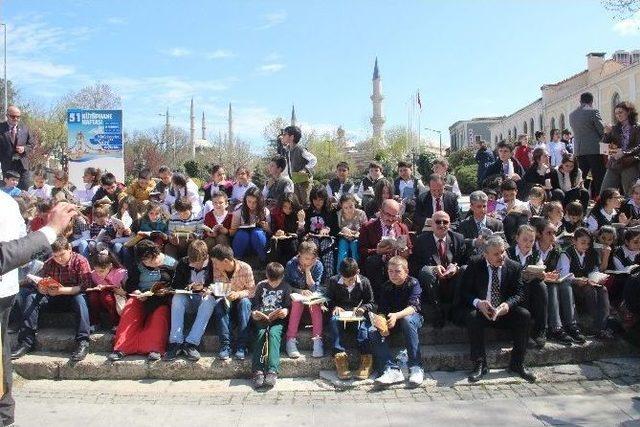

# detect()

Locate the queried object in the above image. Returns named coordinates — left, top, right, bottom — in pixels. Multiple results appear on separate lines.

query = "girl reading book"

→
left=230, top=186, right=270, bottom=262
left=88, top=250, right=127, bottom=333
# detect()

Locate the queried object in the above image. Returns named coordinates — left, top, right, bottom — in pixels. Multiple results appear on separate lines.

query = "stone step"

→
left=11, top=324, right=509, bottom=353
left=13, top=338, right=635, bottom=381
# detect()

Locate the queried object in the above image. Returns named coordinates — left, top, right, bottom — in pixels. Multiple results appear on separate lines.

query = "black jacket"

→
left=410, top=230, right=467, bottom=277
left=171, top=257, right=213, bottom=290
left=460, top=256, right=525, bottom=309
left=325, top=274, right=376, bottom=313
left=414, top=191, right=460, bottom=232
left=456, top=216, right=503, bottom=256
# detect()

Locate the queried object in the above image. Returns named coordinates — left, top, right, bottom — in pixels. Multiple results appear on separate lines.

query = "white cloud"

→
left=613, top=12, right=640, bottom=36
left=161, top=47, right=192, bottom=57
left=256, top=11, right=287, bottom=30
left=207, top=49, right=235, bottom=59
left=258, top=63, right=285, bottom=74
left=107, top=17, right=127, bottom=25
left=11, top=59, right=75, bottom=80
left=264, top=52, right=282, bottom=62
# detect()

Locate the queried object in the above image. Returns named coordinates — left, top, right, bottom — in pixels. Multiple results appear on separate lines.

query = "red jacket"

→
left=514, top=145, right=532, bottom=170
left=358, top=218, right=412, bottom=268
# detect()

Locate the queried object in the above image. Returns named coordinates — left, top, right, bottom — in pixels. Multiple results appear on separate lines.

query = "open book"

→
left=338, top=310, right=365, bottom=322
left=27, top=275, right=62, bottom=291
left=545, top=273, right=574, bottom=284
left=478, top=227, right=506, bottom=239
left=290, top=292, right=327, bottom=305
left=524, top=265, right=546, bottom=274
left=605, top=264, right=640, bottom=275
left=271, top=233, right=297, bottom=240
left=587, top=271, right=610, bottom=285
left=253, top=308, right=282, bottom=323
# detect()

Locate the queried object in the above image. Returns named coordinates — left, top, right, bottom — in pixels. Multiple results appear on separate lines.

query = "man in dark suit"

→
left=414, top=174, right=459, bottom=232
left=456, top=190, right=504, bottom=257
left=569, top=92, right=605, bottom=198
left=0, top=106, right=35, bottom=190
left=483, top=140, right=525, bottom=197
left=460, top=235, right=536, bottom=383
left=412, top=211, right=467, bottom=323
left=358, top=199, right=412, bottom=300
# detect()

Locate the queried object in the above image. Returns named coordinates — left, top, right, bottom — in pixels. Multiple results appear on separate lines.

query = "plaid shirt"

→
left=212, top=259, right=255, bottom=298
left=42, top=252, right=92, bottom=291
left=89, top=221, right=117, bottom=240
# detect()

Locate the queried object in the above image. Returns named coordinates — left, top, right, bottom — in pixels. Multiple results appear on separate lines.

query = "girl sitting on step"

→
left=88, top=249, right=127, bottom=333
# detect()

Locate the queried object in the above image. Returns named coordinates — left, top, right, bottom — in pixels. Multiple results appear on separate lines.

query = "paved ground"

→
left=11, top=363, right=640, bottom=426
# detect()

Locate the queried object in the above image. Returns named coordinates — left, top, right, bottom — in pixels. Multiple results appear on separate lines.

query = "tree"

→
left=62, top=83, right=122, bottom=110
left=262, top=117, right=288, bottom=155
left=604, top=0, right=640, bottom=18
left=0, top=79, right=18, bottom=109
left=306, top=130, right=346, bottom=183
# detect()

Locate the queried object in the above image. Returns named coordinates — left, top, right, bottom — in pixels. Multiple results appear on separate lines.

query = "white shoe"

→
left=286, top=338, right=301, bottom=358
left=375, top=367, right=405, bottom=385
left=312, top=336, right=324, bottom=358
left=409, top=366, right=424, bottom=386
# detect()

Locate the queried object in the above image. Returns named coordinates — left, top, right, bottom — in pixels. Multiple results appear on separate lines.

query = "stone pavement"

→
left=10, top=357, right=640, bottom=426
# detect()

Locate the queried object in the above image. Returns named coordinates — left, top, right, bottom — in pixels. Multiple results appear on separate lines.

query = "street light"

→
left=424, top=127, right=442, bottom=156
left=1, top=23, right=7, bottom=116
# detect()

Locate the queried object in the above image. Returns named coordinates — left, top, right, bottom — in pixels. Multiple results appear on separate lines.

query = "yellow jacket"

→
left=126, top=179, right=157, bottom=203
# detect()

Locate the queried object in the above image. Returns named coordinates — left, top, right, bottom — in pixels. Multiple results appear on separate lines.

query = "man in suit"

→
left=569, top=92, right=605, bottom=199
left=460, top=235, right=536, bottom=383
left=412, top=211, right=467, bottom=321
left=483, top=141, right=526, bottom=197
left=0, top=106, right=35, bottom=190
left=414, top=174, right=459, bottom=232
left=457, top=190, right=504, bottom=257
left=0, top=196, right=76, bottom=426
left=358, top=199, right=412, bottom=300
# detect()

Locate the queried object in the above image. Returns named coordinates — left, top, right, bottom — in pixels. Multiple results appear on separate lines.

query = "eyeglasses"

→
left=382, top=210, right=398, bottom=217
left=7, top=115, right=20, bottom=119
left=434, top=220, right=450, bottom=225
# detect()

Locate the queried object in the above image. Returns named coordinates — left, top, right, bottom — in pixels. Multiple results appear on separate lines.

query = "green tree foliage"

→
left=183, top=160, right=200, bottom=178
left=454, top=164, right=478, bottom=194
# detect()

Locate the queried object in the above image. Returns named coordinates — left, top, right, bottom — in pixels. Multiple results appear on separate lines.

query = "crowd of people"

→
left=0, top=91, right=639, bottom=399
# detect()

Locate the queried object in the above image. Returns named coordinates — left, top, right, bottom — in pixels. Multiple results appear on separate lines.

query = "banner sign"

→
left=66, top=109, right=124, bottom=188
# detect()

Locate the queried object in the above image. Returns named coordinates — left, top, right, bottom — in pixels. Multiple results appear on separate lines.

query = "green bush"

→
left=448, top=147, right=476, bottom=170
left=183, top=160, right=200, bottom=179
left=416, top=152, right=438, bottom=178
left=454, top=164, right=478, bottom=195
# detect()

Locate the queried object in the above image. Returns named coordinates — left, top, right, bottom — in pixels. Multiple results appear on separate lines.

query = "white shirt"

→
left=397, top=178, right=415, bottom=200
left=190, top=259, right=209, bottom=285
left=28, top=184, right=53, bottom=201
left=547, top=141, right=566, bottom=167
left=613, top=246, right=640, bottom=271
left=515, top=246, right=532, bottom=267
left=73, top=184, right=99, bottom=204
left=586, top=208, right=617, bottom=233
left=326, top=180, right=357, bottom=201
left=231, top=182, right=256, bottom=204
left=494, top=197, right=528, bottom=221
left=536, top=242, right=553, bottom=264
left=557, top=251, right=597, bottom=277
left=284, top=147, right=317, bottom=177
left=473, top=261, right=502, bottom=308
left=166, top=179, right=203, bottom=217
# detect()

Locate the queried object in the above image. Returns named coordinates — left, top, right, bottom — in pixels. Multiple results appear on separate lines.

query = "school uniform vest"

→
left=328, top=177, right=354, bottom=196
left=393, top=177, right=419, bottom=197
left=287, top=145, right=310, bottom=174
left=267, top=177, right=291, bottom=202
left=590, top=208, right=619, bottom=229
left=613, top=247, right=640, bottom=267
left=541, top=246, right=562, bottom=272
left=565, top=247, right=598, bottom=277
left=507, top=246, right=541, bottom=267
left=361, top=176, right=382, bottom=193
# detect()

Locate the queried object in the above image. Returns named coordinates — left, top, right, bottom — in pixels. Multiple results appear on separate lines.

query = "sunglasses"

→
left=434, top=220, right=450, bottom=225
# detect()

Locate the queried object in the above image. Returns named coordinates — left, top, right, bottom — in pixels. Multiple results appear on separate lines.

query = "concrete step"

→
left=11, top=324, right=510, bottom=353
left=13, top=338, right=635, bottom=381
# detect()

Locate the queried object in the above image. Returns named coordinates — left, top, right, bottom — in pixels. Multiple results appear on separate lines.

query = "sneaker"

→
left=163, top=343, right=182, bottom=361
left=234, top=348, right=246, bottom=361
left=533, top=332, right=546, bottom=349
left=567, top=327, right=587, bottom=344
left=183, top=343, right=201, bottom=361
left=107, top=351, right=124, bottom=361
left=218, top=346, right=231, bottom=360
left=253, top=371, right=265, bottom=389
left=147, top=351, right=161, bottom=361
left=408, top=366, right=424, bottom=386
left=70, top=340, right=89, bottom=362
left=312, top=337, right=324, bottom=358
left=264, top=371, right=278, bottom=388
left=548, top=329, right=573, bottom=347
left=374, top=367, right=405, bottom=386
left=286, top=338, right=301, bottom=359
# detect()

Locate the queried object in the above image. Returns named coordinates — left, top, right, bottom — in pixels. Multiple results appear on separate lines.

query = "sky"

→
left=3, top=0, right=640, bottom=150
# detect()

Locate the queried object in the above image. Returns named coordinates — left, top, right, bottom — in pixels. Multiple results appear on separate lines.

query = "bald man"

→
left=0, top=105, right=35, bottom=190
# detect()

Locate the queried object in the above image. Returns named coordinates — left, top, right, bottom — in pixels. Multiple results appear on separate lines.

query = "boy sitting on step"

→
left=326, top=258, right=375, bottom=380
left=251, top=262, right=291, bottom=389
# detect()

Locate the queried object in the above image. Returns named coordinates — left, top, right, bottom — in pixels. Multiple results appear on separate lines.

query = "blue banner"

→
left=67, top=109, right=123, bottom=161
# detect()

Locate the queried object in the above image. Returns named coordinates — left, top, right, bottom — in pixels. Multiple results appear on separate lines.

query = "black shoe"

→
left=107, top=351, right=124, bottom=361
left=533, top=332, right=546, bottom=349
left=147, top=351, right=161, bottom=361
left=70, top=340, right=89, bottom=362
left=183, top=343, right=201, bottom=361
left=508, top=364, right=536, bottom=383
left=467, top=359, right=488, bottom=383
left=163, top=343, right=182, bottom=361
left=548, top=329, right=573, bottom=346
left=11, top=344, right=32, bottom=360
left=264, top=371, right=278, bottom=388
left=567, top=327, right=586, bottom=344
left=253, top=371, right=265, bottom=389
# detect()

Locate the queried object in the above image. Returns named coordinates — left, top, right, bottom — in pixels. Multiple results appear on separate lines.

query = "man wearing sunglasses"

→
left=0, top=105, right=35, bottom=190
left=411, top=211, right=468, bottom=326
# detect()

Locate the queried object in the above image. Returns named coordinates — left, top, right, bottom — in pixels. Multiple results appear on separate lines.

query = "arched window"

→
left=500, top=133, right=503, bottom=141
left=530, top=118, right=535, bottom=136
left=513, top=126, right=517, bottom=139
left=508, top=130, right=512, bottom=139
left=550, top=117, right=556, bottom=130
left=559, top=114, right=565, bottom=132
left=612, top=92, right=621, bottom=122
left=539, top=114, right=544, bottom=132
left=523, top=121, right=528, bottom=135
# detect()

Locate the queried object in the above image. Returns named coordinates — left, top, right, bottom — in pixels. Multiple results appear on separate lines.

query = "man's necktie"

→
left=10, top=126, right=17, bottom=147
left=438, top=239, right=449, bottom=267
left=435, top=197, right=442, bottom=212
left=490, top=266, right=501, bottom=307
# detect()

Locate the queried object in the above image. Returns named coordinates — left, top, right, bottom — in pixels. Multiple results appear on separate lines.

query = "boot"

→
left=354, top=354, right=373, bottom=380
left=312, top=336, right=324, bottom=358
left=334, top=352, right=351, bottom=380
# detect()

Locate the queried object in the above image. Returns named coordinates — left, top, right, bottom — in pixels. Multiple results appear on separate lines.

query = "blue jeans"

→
left=169, top=294, right=218, bottom=346
left=370, top=312, right=423, bottom=374
left=213, top=297, right=251, bottom=350
left=328, top=316, right=370, bottom=356
left=232, top=229, right=267, bottom=262
left=337, top=238, right=359, bottom=269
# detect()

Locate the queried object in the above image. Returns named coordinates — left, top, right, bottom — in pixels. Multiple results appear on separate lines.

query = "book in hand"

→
left=377, top=235, right=408, bottom=253
left=290, top=292, right=327, bottom=305
left=253, top=308, right=284, bottom=324
left=557, top=230, right=574, bottom=239
left=129, top=282, right=170, bottom=298
left=237, top=224, right=257, bottom=230
left=272, top=232, right=297, bottom=240
left=587, top=271, right=610, bottom=285
left=369, top=312, right=389, bottom=336
left=545, top=273, right=574, bottom=284
left=605, top=264, right=640, bottom=275
left=27, top=274, right=62, bottom=292
left=524, top=265, right=546, bottom=274
left=478, top=227, right=505, bottom=239
left=338, top=310, right=365, bottom=322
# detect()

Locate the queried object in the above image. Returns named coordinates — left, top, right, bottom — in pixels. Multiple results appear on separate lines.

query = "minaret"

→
left=291, top=104, right=297, bottom=127
left=189, top=98, right=195, bottom=158
left=201, top=112, right=206, bottom=140
left=227, top=103, right=234, bottom=148
left=370, top=57, right=385, bottom=145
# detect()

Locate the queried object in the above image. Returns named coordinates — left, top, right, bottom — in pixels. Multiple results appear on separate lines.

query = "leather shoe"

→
left=508, top=364, right=536, bottom=383
left=467, top=359, right=488, bottom=383
left=11, top=344, right=32, bottom=360
left=70, top=340, right=89, bottom=362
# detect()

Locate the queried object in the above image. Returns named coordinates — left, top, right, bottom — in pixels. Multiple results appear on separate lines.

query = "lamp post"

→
left=424, top=127, right=442, bottom=156
left=157, top=111, right=176, bottom=165
left=1, top=23, right=7, bottom=116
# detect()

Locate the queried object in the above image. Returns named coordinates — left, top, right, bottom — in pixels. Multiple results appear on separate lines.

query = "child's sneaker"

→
left=253, top=371, right=265, bottom=389
left=286, top=338, right=300, bottom=358
left=218, top=346, right=231, bottom=360
left=375, top=367, right=404, bottom=386
left=312, top=336, right=323, bottom=358
left=408, top=366, right=424, bottom=386
left=264, top=371, right=277, bottom=388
